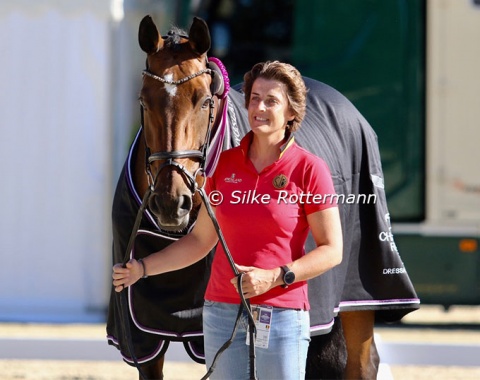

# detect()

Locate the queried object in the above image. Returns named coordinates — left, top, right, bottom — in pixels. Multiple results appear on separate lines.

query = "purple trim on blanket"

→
left=107, top=334, right=168, bottom=364
left=309, top=318, right=335, bottom=334
left=339, top=298, right=420, bottom=309
left=126, top=129, right=161, bottom=230
left=185, top=340, right=205, bottom=361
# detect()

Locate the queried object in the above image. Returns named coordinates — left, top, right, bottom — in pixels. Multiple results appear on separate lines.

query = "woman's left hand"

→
left=112, top=259, right=143, bottom=292
left=230, top=264, right=280, bottom=298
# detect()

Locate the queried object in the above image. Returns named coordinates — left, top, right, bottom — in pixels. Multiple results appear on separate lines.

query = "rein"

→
left=116, top=188, right=152, bottom=380
left=197, top=186, right=258, bottom=380
left=120, top=174, right=257, bottom=380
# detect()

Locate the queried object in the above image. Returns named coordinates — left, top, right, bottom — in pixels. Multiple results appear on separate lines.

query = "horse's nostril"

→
left=179, top=195, right=192, bottom=212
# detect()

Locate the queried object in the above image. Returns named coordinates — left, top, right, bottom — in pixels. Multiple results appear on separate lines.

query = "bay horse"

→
left=107, top=15, right=419, bottom=379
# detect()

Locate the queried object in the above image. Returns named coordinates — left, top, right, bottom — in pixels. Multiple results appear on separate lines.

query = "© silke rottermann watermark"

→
left=208, top=190, right=377, bottom=207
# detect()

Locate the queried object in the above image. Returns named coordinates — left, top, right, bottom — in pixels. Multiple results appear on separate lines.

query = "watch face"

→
left=284, top=271, right=295, bottom=285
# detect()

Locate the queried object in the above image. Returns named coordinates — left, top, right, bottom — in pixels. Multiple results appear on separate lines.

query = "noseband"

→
left=141, top=67, right=215, bottom=193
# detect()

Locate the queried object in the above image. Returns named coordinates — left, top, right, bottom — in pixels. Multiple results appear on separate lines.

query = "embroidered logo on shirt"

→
left=272, top=174, right=288, bottom=189
left=225, top=173, right=242, bottom=183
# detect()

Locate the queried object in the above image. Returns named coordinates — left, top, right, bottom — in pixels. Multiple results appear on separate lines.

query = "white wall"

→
left=0, top=0, right=175, bottom=322
left=0, top=3, right=112, bottom=322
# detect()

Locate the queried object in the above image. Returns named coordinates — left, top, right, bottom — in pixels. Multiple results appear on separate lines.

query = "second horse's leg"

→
left=340, top=310, right=379, bottom=379
left=305, top=316, right=347, bottom=379
left=140, top=356, right=165, bottom=380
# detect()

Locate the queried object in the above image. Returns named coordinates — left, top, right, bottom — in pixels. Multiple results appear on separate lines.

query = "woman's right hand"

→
left=112, top=259, right=142, bottom=292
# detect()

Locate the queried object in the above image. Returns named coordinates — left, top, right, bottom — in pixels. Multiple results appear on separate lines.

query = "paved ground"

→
left=0, top=305, right=479, bottom=379
left=378, top=304, right=480, bottom=379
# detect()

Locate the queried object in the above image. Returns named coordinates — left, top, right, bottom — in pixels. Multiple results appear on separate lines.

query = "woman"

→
left=113, top=61, right=343, bottom=379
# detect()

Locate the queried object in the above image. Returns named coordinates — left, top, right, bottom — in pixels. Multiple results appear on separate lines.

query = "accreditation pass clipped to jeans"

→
left=246, top=305, right=272, bottom=349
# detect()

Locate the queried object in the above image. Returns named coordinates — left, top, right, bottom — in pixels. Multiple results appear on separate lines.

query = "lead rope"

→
left=197, top=186, right=258, bottom=380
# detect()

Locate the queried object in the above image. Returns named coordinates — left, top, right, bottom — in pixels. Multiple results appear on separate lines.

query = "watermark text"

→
left=208, top=190, right=376, bottom=206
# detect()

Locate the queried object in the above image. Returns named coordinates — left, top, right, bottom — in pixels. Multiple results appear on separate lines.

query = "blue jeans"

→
left=203, top=300, right=310, bottom=380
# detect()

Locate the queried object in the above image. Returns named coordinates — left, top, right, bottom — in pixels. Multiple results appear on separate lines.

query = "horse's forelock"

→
left=164, top=26, right=188, bottom=48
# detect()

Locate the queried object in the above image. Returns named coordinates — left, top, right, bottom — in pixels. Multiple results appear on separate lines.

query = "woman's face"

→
left=247, top=77, right=294, bottom=140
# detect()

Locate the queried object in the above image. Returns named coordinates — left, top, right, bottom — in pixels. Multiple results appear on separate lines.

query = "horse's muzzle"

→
left=149, top=192, right=192, bottom=231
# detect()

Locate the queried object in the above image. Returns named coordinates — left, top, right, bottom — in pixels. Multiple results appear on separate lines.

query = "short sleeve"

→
left=302, top=158, right=337, bottom=215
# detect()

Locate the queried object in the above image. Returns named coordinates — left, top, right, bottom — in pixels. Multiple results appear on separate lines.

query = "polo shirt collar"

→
left=280, top=131, right=295, bottom=158
left=239, top=130, right=296, bottom=159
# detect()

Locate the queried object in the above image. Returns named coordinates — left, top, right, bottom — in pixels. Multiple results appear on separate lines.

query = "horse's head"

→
left=137, top=16, right=226, bottom=232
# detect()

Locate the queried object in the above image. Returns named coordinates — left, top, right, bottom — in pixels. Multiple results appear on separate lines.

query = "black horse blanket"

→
left=106, top=77, right=419, bottom=365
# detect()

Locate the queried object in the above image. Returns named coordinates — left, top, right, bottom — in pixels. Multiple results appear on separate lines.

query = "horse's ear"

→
left=188, top=17, right=211, bottom=56
left=139, top=15, right=164, bottom=54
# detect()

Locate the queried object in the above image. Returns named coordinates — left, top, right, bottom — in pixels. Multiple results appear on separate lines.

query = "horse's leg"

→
left=340, top=310, right=379, bottom=379
left=305, top=316, right=347, bottom=379
left=139, top=356, right=165, bottom=380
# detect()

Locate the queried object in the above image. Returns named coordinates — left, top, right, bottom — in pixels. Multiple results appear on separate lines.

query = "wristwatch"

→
left=281, top=265, right=295, bottom=288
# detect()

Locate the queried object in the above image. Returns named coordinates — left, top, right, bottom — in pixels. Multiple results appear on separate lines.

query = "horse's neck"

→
left=132, top=132, right=149, bottom=197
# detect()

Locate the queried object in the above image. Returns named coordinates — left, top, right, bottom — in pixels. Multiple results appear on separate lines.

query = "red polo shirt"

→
left=205, top=132, right=337, bottom=310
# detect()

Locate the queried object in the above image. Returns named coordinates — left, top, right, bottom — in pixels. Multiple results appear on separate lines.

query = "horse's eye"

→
left=139, top=97, right=147, bottom=109
left=202, top=97, right=212, bottom=109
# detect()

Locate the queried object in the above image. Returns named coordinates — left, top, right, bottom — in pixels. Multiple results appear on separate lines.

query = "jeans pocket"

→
left=203, top=299, right=215, bottom=308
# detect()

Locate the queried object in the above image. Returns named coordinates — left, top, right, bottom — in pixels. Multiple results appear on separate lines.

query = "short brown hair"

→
left=243, top=61, right=307, bottom=132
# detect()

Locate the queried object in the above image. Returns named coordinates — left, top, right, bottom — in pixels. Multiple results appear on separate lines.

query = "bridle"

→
left=141, top=67, right=216, bottom=193
left=115, top=65, right=216, bottom=380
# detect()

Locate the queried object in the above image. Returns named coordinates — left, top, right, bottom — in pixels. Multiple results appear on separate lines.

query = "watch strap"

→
left=281, top=265, right=292, bottom=288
